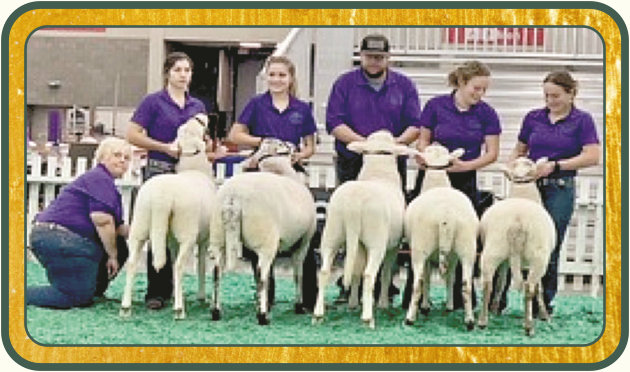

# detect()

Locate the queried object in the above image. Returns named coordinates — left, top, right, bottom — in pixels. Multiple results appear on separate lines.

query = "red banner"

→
left=447, top=28, right=544, bottom=46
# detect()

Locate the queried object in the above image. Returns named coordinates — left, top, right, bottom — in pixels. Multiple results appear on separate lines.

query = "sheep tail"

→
left=507, top=222, right=526, bottom=290
left=438, top=218, right=455, bottom=275
left=222, top=193, right=242, bottom=271
left=342, top=206, right=361, bottom=289
left=150, top=197, right=173, bottom=272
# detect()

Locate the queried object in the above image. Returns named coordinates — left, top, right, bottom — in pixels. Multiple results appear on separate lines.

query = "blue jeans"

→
left=27, top=225, right=103, bottom=308
left=537, top=177, right=575, bottom=309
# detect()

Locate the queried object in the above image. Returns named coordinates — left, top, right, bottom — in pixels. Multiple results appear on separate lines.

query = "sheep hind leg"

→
left=404, top=252, right=426, bottom=325
left=256, top=254, right=274, bottom=325
left=312, top=245, right=335, bottom=323
left=292, top=235, right=310, bottom=314
left=524, top=280, right=536, bottom=336
left=211, top=264, right=222, bottom=321
left=478, top=259, right=499, bottom=329
left=461, top=261, right=475, bottom=330
left=196, top=242, right=208, bottom=302
left=120, top=237, right=145, bottom=317
left=173, top=240, right=195, bottom=320
left=361, top=248, right=386, bottom=329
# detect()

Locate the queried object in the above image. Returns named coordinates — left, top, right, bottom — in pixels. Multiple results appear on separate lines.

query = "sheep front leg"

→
left=348, top=248, right=366, bottom=310
left=377, top=249, right=397, bottom=309
left=420, top=260, right=432, bottom=315
left=120, top=238, right=144, bottom=317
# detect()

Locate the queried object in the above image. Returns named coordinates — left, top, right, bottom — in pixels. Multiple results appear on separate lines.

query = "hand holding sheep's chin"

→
left=164, top=143, right=180, bottom=159
left=536, top=161, right=556, bottom=178
left=106, top=257, right=120, bottom=279
left=447, top=159, right=472, bottom=173
left=291, top=152, right=307, bottom=164
left=413, top=154, right=427, bottom=169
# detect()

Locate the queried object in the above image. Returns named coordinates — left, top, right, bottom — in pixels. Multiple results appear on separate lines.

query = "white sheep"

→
left=209, top=138, right=317, bottom=325
left=403, top=144, right=478, bottom=330
left=312, top=130, right=415, bottom=329
left=477, top=157, right=556, bottom=336
left=120, top=114, right=216, bottom=320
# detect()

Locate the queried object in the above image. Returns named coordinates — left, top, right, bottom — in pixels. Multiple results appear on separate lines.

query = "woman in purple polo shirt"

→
left=27, top=137, right=131, bottom=308
left=126, top=51, right=206, bottom=310
left=229, top=55, right=316, bottom=165
left=512, top=71, right=600, bottom=316
left=227, top=55, right=318, bottom=310
left=404, top=61, right=502, bottom=310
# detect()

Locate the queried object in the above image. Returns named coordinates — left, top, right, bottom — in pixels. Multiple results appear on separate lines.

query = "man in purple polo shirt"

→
left=326, top=34, right=422, bottom=185
left=126, top=51, right=206, bottom=310
left=326, top=34, right=422, bottom=303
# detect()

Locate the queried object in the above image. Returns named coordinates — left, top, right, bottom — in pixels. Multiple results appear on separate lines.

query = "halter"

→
left=180, top=148, right=202, bottom=157
left=425, top=163, right=452, bottom=170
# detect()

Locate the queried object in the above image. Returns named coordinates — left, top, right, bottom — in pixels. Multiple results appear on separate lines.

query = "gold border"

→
left=7, top=7, right=623, bottom=365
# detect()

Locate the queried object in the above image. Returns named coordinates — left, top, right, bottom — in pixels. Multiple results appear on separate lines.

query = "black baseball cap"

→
left=360, top=34, right=390, bottom=53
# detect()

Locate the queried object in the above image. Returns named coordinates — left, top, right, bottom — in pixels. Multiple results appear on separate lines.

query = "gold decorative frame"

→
left=3, top=3, right=625, bottom=368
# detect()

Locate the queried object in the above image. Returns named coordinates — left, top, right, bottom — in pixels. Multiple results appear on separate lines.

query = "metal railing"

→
left=354, top=27, right=604, bottom=60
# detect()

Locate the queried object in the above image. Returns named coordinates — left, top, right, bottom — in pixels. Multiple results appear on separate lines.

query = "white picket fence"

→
left=26, top=154, right=604, bottom=295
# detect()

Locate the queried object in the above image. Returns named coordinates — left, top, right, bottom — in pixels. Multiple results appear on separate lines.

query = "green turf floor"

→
left=25, top=261, right=604, bottom=346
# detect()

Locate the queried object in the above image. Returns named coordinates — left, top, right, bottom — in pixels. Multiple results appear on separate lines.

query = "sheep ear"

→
left=450, top=148, right=465, bottom=160
left=347, top=141, right=366, bottom=154
left=499, top=163, right=513, bottom=180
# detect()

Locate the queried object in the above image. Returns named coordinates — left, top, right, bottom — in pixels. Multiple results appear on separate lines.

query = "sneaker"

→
left=146, top=297, right=165, bottom=310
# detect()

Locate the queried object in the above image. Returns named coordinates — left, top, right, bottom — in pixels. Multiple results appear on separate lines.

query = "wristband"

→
left=554, top=161, right=561, bottom=173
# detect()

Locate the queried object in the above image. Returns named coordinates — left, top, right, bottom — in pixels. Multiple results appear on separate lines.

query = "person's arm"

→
left=413, top=127, right=432, bottom=167
left=90, top=212, right=119, bottom=278
left=126, top=121, right=179, bottom=159
left=538, top=144, right=601, bottom=177
left=292, top=135, right=315, bottom=163
left=331, top=124, right=366, bottom=144
left=510, top=141, right=530, bottom=161
left=449, top=135, right=500, bottom=173
left=228, top=123, right=263, bottom=147
left=396, top=127, right=421, bottom=145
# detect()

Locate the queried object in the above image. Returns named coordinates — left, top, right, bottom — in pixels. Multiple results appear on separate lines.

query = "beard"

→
left=362, top=67, right=386, bottom=79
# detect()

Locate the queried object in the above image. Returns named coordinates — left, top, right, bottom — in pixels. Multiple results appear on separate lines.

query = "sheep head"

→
left=243, top=138, right=296, bottom=175
left=347, top=130, right=418, bottom=157
left=175, top=114, right=208, bottom=157
left=417, top=143, right=465, bottom=169
left=501, top=157, right=548, bottom=183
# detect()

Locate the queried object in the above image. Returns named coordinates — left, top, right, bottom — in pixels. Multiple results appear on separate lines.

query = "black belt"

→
left=537, top=176, right=574, bottom=187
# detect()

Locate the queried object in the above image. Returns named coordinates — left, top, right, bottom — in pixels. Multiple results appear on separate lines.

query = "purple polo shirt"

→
left=326, top=68, right=422, bottom=158
left=518, top=106, right=600, bottom=177
left=238, top=91, right=317, bottom=146
left=420, top=93, right=502, bottom=161
left=37, top=164, right=123, bottom=246
left=131, top=90, right=205, bottom=163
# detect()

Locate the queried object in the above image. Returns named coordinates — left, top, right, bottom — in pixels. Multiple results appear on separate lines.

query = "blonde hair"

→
left=94, top=137, right=132, bottom=163
left=265, top=55, right=298, bottom=97
left=448, top=60, right=491, bottom=88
